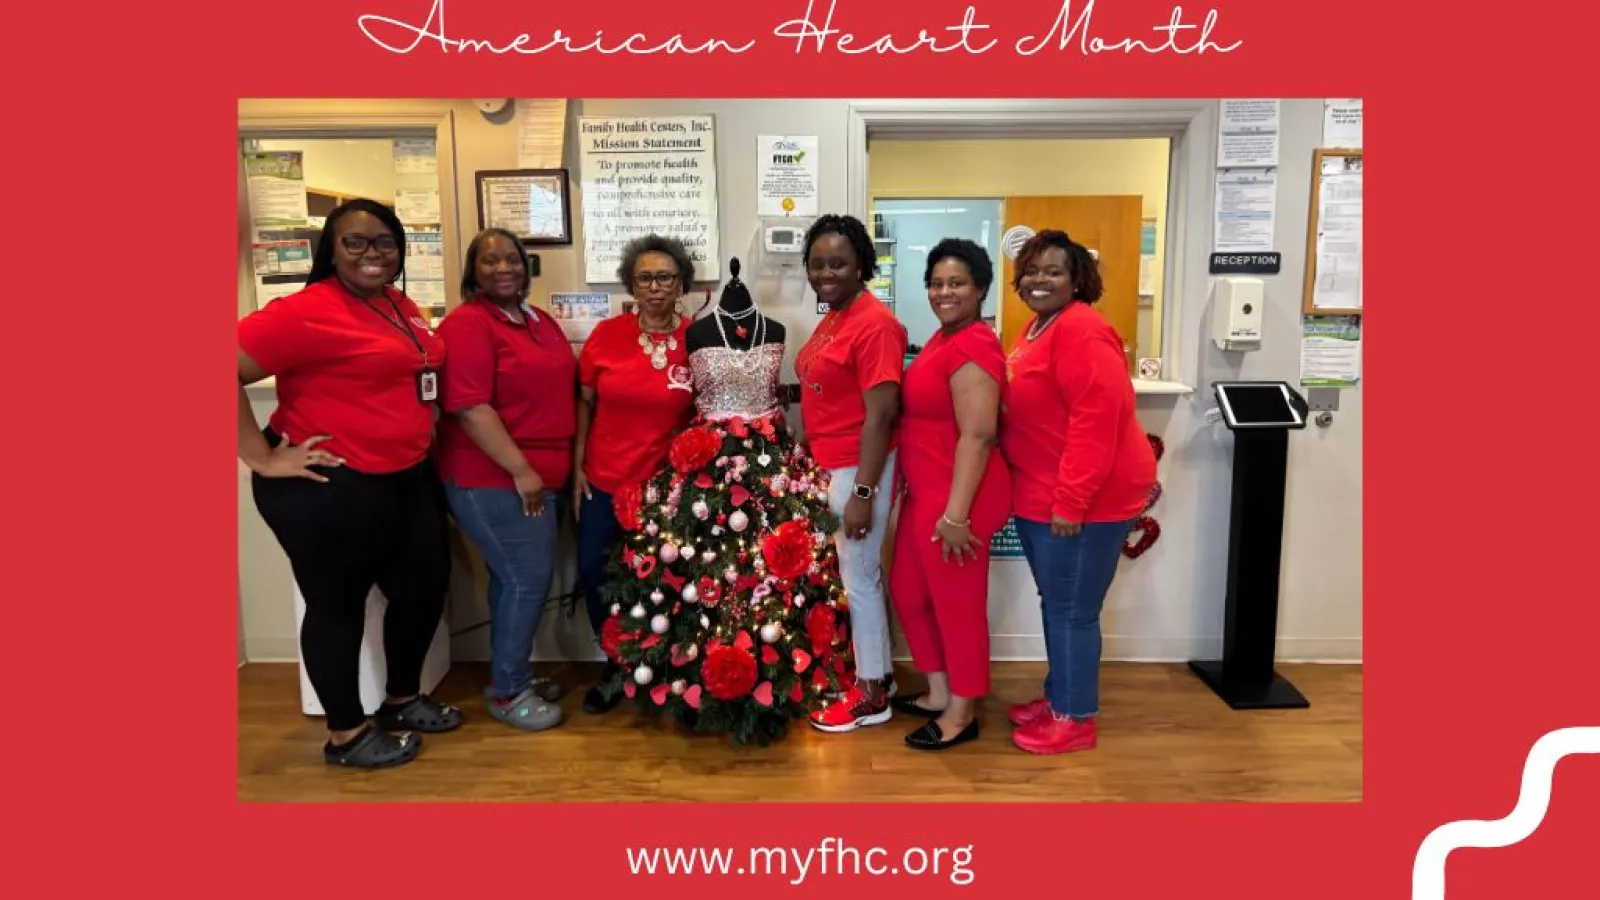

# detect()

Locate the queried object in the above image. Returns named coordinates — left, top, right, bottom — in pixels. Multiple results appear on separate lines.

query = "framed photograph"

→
left=474, top=168, right=572, bottom=245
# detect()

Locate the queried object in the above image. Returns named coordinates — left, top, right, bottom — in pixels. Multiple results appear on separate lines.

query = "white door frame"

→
left=844, top=99, right=1216, bottom=389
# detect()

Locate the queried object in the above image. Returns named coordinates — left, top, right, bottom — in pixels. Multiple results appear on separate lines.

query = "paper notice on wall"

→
left=548, top=292, right=614, bottom=342
left=405, top=232, right=446, bottom=306
left=1213, top=168, right=1277, bottom=253
left=1217, top=99, right=1280, bottom=167
left=757, top=134, right=819, bottom=216
left=1322, top=99, right=1363, bottom=148
left=252, top=240, right=312, bottom=276
left=395, top=189, right=441, bottom=225
left=254, top=277, right=304, bottom=310
left=1312, top=156, right=1363, bottom=310
left=393, top=138, right=438, bottom=174
left=243, top=151, right=308, bottom=227
left=578, top=114, right=721, bottom=282
left=1300, top=315, right=1362, bottom=387
left=517, top=99, right=568, bottom=168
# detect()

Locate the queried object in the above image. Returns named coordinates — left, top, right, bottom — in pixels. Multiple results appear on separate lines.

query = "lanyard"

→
left=360, top=291, right=430, bottom=367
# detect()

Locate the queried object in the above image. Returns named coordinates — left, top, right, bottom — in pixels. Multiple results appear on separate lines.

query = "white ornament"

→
left=698, top=616, right=710, bottom=631
left=681, top=544, right=696, bottom=559
left=650, top=589, right=665, bottom=605
left=634, top=665, right=654, bottom=684
left=700, top=550, right=717, bottom=563
left=659, top=543, right=679, bottom=563
left=681, top=583, right=700, bottom=604
left=610, top=603, right=621, bottom=616
left=671, top=679, right=687, bottom=696
left=711, top=526, right=725, bottom=536
left=729, top=511, right=750, bottom=532
left=650, top=614, right=671, bottom=635
left=724, top=566, right=739, bottom=584
left=630, top=602, right=647, bottom=619
left=760, top=622, right=782, bottom=643
left=645, top=485, right=660, bottom=504
left=794, top=595, right=807, bottom=608
left=754, top=557, right=766, bottom=572
left=758, top=454, right=772, bottom=466
left=692, top=500, right=710, bottom=520
left=686, top=643, right=700, bottom=660
left=645, top=521, right=660, bottom=537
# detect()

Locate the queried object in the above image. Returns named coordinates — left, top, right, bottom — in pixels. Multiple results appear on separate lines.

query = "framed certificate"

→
left=474, top=168, right=573, bottom=245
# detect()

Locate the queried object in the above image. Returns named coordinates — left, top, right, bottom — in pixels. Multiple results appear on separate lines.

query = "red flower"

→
left=600, top=616, right=627, bottom=663
left=761, top=519, right=814, bottom=580
left=806, top=604, right=837, bottom=657
left=613, top=483, right=644, bottom=532
left=670, top=426, right=722, bottom=474
left=701, top=643, right=758, bottom=701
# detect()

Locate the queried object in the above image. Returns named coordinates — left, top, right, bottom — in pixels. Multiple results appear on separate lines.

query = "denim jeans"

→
left=576, top=485, right=620, bottom=639
left=444, top=483, right=561, bottom=700
left=1014, top=516, right=1138, bottom=718
left=825, top=451, right=897, bottom=681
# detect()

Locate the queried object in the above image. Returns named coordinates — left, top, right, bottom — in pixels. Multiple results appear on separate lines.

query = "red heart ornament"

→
left=753, top=681, right=774, bottom=706
left=684, top=685, right=703, bottom=709
left=733, top=630, right=755, bottom=652
left=762, top=645, right=780, bottom=665
left=792, top=648, right=813, bottom=672
left=730, top=485, right=751, bottom=507
left=789, top=680, right=805, bottom=703
left=624, top=681, right=637, bottom=698
left=671, top=644, right=694, bottom=666
left=650, top=684, right=669, bottom=706
left=1123, top=516, right=1160, bottom=559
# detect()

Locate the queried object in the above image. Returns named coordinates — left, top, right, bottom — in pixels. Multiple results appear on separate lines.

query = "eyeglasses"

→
left=340, top=234, right=399, bottom=255
left=632, top=271, right=680, bottom=288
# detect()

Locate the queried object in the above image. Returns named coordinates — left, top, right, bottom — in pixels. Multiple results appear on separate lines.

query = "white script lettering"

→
left=357, top=0, right=756, bottom=55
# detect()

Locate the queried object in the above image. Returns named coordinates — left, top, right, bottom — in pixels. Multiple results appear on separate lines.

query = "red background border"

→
left=14, top=0, right=1597, bottom=897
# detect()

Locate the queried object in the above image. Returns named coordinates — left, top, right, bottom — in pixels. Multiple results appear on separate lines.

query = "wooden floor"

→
left=238, top=661, right=1361, bottom=803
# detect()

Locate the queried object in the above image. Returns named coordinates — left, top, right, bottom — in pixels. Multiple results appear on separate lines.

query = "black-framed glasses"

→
left=340, top=234, right=399, bottom=255
left=632, top=271, right=679, bottom=288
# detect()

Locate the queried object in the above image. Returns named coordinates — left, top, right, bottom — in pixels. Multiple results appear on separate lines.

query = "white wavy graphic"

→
left=1413, top=726, right=1600, bottom=899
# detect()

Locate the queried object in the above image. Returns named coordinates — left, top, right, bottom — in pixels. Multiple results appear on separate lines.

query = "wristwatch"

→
left=852, top=483, right=878, bottom=501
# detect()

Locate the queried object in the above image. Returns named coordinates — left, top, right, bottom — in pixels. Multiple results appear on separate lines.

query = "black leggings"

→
left=252, top=435, right=451, bottom=732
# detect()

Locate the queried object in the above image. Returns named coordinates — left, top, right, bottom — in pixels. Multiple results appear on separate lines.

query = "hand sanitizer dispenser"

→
left=1211, top=277, right=1264, bottom=351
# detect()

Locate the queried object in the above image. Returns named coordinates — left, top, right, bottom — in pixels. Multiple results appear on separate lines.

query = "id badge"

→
left=417, top=368, right=439, bottom=403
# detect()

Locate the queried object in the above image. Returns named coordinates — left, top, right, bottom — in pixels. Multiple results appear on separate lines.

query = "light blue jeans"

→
left=444, top=483, right=561, bottom=700
left=825, top=451, right=897, bottom=681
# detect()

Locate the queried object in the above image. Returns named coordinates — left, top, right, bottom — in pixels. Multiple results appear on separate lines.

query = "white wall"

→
left=236, top=98, right=1359, bottom=666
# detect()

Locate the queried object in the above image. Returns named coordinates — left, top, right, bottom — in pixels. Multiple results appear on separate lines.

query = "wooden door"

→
left=1000, top=196, right=1143, bottom=371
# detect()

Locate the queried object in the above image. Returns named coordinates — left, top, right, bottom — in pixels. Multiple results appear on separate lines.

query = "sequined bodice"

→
left=690, top=342, right=785, bottom=421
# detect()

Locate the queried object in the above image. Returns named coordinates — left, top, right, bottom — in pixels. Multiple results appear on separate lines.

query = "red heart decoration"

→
left=792, top=648, right=813, bottom=672
left=762, top=645, right=780, bottom=665
left=1123, top=516, right=1160, bottom=559
left=684, top=685, right=703, bottom=709
left=624, top=681, right=637, bottom=698
left=731, top=485, right=751, bottom=507
left=671, top=644, right=694, bottom=666
left=789, top=680, right=805, bottom=703
left=733, top=630, right=755, bottom=652
left=753, top=681, right=774, bottom=706
left=650, top=684, right=670, bottom=706
left=695, top=472, right=714, bottom=488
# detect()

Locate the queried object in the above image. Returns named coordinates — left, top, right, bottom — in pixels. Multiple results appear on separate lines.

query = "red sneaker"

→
left=1007, top=697, right=1051, bottom=728
left=1012, top=715, right=1097, bottom=755
left=810, top=684, right=892, bottom=733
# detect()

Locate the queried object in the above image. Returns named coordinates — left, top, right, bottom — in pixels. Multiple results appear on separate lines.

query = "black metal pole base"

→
left=1186, top=660, right=1310, bottom=710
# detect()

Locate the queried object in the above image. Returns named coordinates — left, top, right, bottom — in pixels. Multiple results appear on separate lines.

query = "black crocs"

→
left=324, top=727, right=422, bottom=768
left=374, top=694, right=464, bottom=733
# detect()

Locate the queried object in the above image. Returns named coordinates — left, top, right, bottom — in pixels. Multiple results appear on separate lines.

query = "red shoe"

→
left=1007, top=697, right=1051, bottom=728
left=1012, top=714, right=1097, bottom=755
left=810, top=684, right=892, bottom=733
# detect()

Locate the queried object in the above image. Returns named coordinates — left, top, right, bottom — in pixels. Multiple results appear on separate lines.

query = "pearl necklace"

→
left=714, top=305, right=769, bottom=373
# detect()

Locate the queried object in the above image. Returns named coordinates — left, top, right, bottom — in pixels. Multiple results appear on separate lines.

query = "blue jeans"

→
left=1014, top=516, right=1138, bottom=718
left=444, top=483, right=561, bottom=700
left=576, top=485, right=620, bottom=639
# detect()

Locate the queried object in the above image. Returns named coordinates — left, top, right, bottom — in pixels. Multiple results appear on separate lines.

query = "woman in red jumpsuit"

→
left=889, top=237, right=1012, bottom=751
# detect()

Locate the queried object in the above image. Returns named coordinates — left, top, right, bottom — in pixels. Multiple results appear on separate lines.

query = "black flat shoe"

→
left=892, top=693, right=945, bottom=718
left=904, top=719, right=979, bottom=751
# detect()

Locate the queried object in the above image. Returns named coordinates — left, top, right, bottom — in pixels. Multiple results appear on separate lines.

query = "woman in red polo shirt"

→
left=889, top=238, right=1011, bottom=751
left=795, top=214, right=908, bottom=735
left=237, top=198, right=463, bottom=770
left=999, top=229, right=1156, bottom=756
left=573, top=234, right=696, bottom=714
left=435, top=228, right=572, bottom=733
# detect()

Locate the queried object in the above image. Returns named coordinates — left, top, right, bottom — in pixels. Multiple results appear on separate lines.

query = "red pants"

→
left=890, top=494, right=1005, bottom=698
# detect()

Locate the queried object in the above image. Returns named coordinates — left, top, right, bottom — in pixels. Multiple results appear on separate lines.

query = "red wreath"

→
left=701, top=643, right=758, bottom=701
left=1123, top=516, right=1161, bottom=558
left=669, top=426, right=721, bottom=474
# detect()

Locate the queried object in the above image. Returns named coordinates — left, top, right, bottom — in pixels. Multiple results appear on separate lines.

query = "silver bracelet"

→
left=940, top=514, right=970, bottom=528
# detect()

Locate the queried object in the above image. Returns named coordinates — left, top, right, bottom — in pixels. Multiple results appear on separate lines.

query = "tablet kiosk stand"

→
left=1187, top=381, right=1313, bottom=710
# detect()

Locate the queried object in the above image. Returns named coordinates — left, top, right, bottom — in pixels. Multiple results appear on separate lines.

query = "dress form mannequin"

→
left=687, top=258, right=786, bottom=354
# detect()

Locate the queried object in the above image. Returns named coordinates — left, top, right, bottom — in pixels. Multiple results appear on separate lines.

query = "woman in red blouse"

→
left=796, top=214, right=908, bottom=734
left=573, top=234, right=697, bottom=714
left=888, top=239, right=1012, bottom=751
left=999, top=229, right=1156, bottom=756
left=436, top=228, right=572, bottom=733
left=237, top=198, right=463, bottom=770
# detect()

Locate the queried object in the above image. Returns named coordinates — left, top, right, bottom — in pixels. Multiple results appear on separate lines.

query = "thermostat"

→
left=764, top=225, right=805, bottom=253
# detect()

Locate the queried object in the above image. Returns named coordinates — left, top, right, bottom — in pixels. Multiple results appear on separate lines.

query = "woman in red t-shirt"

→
left=888, top=239, right=1012, bottom=751
left=573, top=234, right=697, bottom=714
left=237, top=199, right=463, bottom=770
left=796, top=214, right=909, bottom=735
left=435, top=228, right=573, bottom=733
left=998, top=229, right=1157, bottom=756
